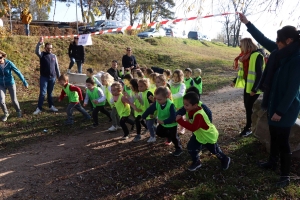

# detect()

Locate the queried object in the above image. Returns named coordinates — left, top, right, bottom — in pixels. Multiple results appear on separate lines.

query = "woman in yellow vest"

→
left=232, top=38, right=265, bottom=137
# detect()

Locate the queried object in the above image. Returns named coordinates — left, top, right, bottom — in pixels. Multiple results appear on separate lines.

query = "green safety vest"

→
left=187, top=108, right=218, bottom=144
left=184, top=77, right=193, bottom=90
left=63, top=83, right=79, bottom=103
left=194, top=76, right=202, bottom=94
left=133, top=92, right=144, bottom=117
left=124, top=85, right=132, bottom=96
left=114, top=93, right=130, bottom=118
left=87, top=87, right=105, bottom=107
left=103, top=85, right=113, bottom=107
left=156, top=99, right=177, bottom=128
left=235, top=52, right=265, bottom=94
left=170, top=83, right=184, bottom=109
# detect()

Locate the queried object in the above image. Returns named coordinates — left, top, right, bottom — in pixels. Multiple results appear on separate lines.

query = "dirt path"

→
left=0, top=87, right=246, bottom=200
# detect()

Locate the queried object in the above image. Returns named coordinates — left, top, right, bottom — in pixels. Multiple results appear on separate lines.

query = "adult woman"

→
left=0, top=50, right=28, bottom=121
left=67, top=36, right=85, bottom=74
left=232, top=38, right=265, bottom=137
left=239, top=13, right=300, bottom=188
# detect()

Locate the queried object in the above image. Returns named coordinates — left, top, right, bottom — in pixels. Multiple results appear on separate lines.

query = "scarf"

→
left=233, top=52, right=251, bottom=79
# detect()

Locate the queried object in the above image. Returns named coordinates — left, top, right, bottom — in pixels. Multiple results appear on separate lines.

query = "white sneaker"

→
left=50, top=105, right=58, bottom=112
left=33, top=108, right=42, bottom=115
left=147, top=137, right=156, bottom=143
left=151, top=137, right=156, bottom=142
left=116, top=125, right=122, bottom=130
left=108, top=125, right=117, bottom=132
left=67, top=69, right=71, bottom=73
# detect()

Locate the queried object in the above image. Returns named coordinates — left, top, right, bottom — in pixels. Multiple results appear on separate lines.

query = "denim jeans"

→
left=24, top=24, right=30, bottom=36
left=69, top=57, right=83, bottom=73
left=37, top=76, right=56, bottom=110
left=66, top=103, right=90, bottom=121
left=110, top=107, right=120, bottom=127
left=146, top=119, right=155, bottom=137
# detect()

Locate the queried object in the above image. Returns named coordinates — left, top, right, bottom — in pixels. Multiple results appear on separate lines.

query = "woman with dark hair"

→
left=239, top=13, right=300, bottom=188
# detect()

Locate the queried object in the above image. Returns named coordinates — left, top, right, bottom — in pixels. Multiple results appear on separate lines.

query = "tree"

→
left=29, top=0, right=50, bottom=21
left=97, top=0, right=122, bottom=20
left=125, top=0, right=139, bottom=26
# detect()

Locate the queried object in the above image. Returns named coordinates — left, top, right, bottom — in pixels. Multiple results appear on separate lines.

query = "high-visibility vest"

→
left=63, top=83, right=79, bottom=102
left=114, top=94, right=130, bottom=118
left=87, top=87, right=106, bottom=107
left=184, top=78, right=193, bottom=90
left=235, top=52, right=265, bottom=94
left=156, top=99, right=177, bottom=128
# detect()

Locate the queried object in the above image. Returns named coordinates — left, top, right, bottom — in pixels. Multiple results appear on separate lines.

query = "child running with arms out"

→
left=58, top=74, right=90, bottom=125
left=142, top=87, right=183, bottom=156
left=176, top=92, right=230, bottom=171
left=83, top=78, right=111, bottom=128
left=193, top=68, right=202, bottom=94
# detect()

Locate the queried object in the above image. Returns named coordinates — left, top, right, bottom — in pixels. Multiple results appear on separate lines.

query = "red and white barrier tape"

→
left=43, top=12, right=234, bottom=39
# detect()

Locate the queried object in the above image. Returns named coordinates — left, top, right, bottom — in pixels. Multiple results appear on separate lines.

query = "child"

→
left=136, top=70, right=145, bottom=79
left=193, top=68, right=202, bottom=94
left=123, top=74, right=133, bottom=97
left=111, top=82, right=136, bottom=140
left=83, top=78, right=112, bottom=127
left=176, top=92, right=230, bottom=171
left=58, top=74, right=91, bottom=125
left=148, top=73, right=158, bottom=94
left=133, top=79, right=155, bottom=142
left=132, top=68, right=139, bottom=79
left=184, top=68, right=194, bottom=90
left=145, top=68, right=154, bottom=78
left=163, top=69, right=172, bottom=83
left=142, top=87, right=183, bottom=156
left=140, top=66, right=147, bottom=76
left=101, top=72, right=120, bottom=131
left=86, top=68, right=102, bottom=87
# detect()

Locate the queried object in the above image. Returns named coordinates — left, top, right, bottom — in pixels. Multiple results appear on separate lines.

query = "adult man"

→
left=122, top=47, right=137, bottom=70
left=107, top=60, right=122, bottom=81
left=67, top=36, right=85, bottom=73
left=33, top=37, right=61, bottom=115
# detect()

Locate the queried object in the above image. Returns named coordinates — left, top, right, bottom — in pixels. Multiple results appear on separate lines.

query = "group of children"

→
left=58, top=65, right=230, bottom=171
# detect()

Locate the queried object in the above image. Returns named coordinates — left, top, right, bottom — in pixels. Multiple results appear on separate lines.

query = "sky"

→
left=49, top=0, right=299, bottom=40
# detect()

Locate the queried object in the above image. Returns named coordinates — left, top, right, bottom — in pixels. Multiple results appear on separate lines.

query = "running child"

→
left=148, top=73, right=158, bottom=94
left=193, top=68, right=202, bottom=94
left=163, top=69, right=172, bottom=84
left=142, top=87, right=183, bottom=156
left=176, top=92, right=230, bottom=171
left=136, top=70, right=145, bottom=79
left=123, top=74, right=133, bottom=97
left=83, top=77, right=111, bottom=127
left=58, top=74, right=90, bottom=125
left=145, top=68, right=154, bottom=78
left=184, top=68, right=194, bottom=90
left=86, top=68, right=102, bottom=87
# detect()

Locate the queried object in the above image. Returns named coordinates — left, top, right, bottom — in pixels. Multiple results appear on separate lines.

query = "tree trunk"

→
left=80, top=0, right=85, bottom=22
left=52, top=0, right=56, bottom=23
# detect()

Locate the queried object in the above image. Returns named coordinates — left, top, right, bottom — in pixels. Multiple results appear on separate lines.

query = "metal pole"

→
left=75, top=0, right=79, bottom=34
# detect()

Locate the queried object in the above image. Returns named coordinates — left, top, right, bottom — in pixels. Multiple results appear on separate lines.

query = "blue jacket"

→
left=0, top=59, right=28, bottom=87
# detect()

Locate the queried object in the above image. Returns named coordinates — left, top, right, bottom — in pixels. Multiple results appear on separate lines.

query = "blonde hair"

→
left=111, top=82, right=122, bottom=91
left=101, top=72, right=114, bottom=85
left=149, top=73, right=159, bottom=83
left=58, top=74, right=69, bottom=82
left=172, top=69, right=184, bottom=82
left=194, top=68, right=202, bottom=76
left=0, top=50, right=7, bottom=58
left=138, top=78, right=150, bottom=89
left=240, top=38, right=258, bottom=52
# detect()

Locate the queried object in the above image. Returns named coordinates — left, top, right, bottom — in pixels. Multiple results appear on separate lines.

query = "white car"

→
left=137, top=28, right=166, bottom=39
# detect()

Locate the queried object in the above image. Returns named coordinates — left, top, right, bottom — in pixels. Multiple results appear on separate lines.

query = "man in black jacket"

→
left=68, top=37, right=85, bottom=73
left=122, top=47, right=137, bottom=70
left=33, top=37, right=61, bottom=115
left=107, top=60, right=122, bottom=81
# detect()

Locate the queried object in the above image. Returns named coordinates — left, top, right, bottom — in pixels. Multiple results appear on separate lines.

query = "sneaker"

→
left=239, top=127, right=252, bottom=137
left=132, top=135, right=141, bottom=142
left=33, top=108, right=42, bottom=115
left=17, top=111, right=22, bottom=118
left=1, top=113, right=9, bottom=122
left=151, top=137, right=156, bottom=143
left=147, top=137, right=156, bottom=143
left=172, top=149, right=183, bottom=157
left=50, top=105, right=58, bottom=112
left=116, top=125, right=122, bottom=130
left=121, top=136, right=129, bottom=140
left=188, top=160, right=202, bottom=171
left=65, top=120, right=74, bottom=125
left=67, top=69, right=71, bottom=73
left=165, top=139, right=172, bottom=146
left=108, top=125, right=117, bottom=132
left=222, top=157, right=231, bottom=170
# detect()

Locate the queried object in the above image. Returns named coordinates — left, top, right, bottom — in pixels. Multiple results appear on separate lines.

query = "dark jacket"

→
left=246, top=22, right=300, bottom=127
left=35, top=42, right=60, bottom=78
left=122, top=54, right=137, bottom=69
left=107, top=67, right=122, bottom=81
left=68, top=42, right=85, bottom=63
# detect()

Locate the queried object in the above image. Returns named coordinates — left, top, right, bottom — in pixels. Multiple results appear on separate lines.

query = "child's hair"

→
left=86, top=68, right=94, bottom=74
left=136, top=70, right=144, bottom=79
left=138, top=78, right=150, bottom=89
left=123, top=73, right=133, bottom=81
left=86, top=77, right=95, bottom=85
left=101, top=72, right=114, bottom=85
left=58, top=74, right=69, bottom=82
left=149, top=73, right=158, bottom=83
left=172, top=69, right=184, bottom=82
left=184, top=92, right=199, bottom=105
left=140, top=66, right=147, bottom=74
left=186, top=86, right=200, bottom=99
left=145, top=68, right=154, bottom=75
left=164, top=69, right=171, bottom=77
left=155, top=86, right=169, bottom=98
left=130, top=79, right=139, bottom=93
left=111, top=82, right=122, bottom=91
left=194, top=68, right=202, bottom=75
left=185, top=68, right=192, bottom=73
left=156, top=74, right=167, bottom=84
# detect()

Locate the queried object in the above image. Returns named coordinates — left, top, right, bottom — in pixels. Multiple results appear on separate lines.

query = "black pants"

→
left=135, top=115, right=147, bottom=135
left=187, top=134, right=228, bottom=162
left=243, top=89, right=259, bottom=129
left=92, top=105, right=111, bottom=125
left=156, top=124, right=182, bottom=150
left=120, top=116, right=134, bottom=137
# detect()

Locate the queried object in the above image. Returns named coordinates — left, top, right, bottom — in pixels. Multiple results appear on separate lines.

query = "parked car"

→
left=165, top=28, right=174, bottom=37
left=200, top=35, right=211, bottom=41
left=187, top=31, right=202, bottom=40
left=137, top=28, right=166, bottom=39
left=78, top=20, right=124, bottom=34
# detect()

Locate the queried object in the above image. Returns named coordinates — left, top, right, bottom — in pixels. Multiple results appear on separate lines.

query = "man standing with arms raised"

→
left=33, top=37, right=61, bottom=115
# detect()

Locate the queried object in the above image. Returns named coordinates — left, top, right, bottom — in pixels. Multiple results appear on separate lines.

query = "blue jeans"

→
left=37, top=76, right=56, bottom=110
left=146, top=119, right=155, bottom=137
left=66, top=103, right=90, bottom=122
left=24, top=24, right=30, bottom=36
left=69, top=57, right=83, bottom=73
